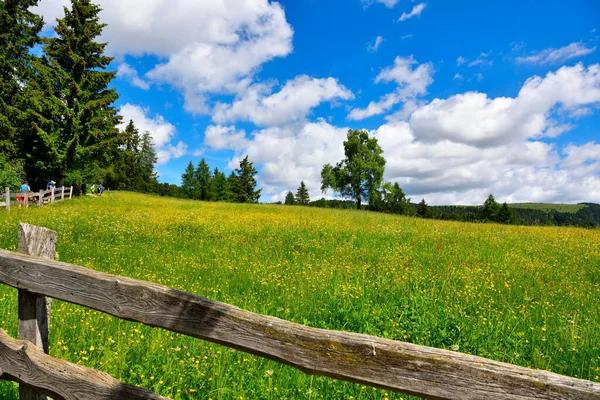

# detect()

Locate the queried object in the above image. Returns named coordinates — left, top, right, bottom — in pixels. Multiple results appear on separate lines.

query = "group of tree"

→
left=284, top=181, right=310, bottom=205
left=0, top=0, right=157, bottom=192
left=179, top=156, right=261, bottom=203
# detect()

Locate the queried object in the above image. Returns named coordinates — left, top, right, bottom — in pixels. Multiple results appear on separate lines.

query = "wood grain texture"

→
left=18, top=224, right=57, bottom=400
left=1, top=250, right=599, bottom=399
left=0, top=329, right=170, bottom=400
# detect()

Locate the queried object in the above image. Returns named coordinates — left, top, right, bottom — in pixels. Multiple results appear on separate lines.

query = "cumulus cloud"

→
left=119, top=103, right=186, bottom=165
left=367, top=36, right=384, bottom=52
left=456, top=56, right=466, bottom=66
left=398, top=3, right=427, bottom=22
left=410, top=63, right=600, bottom=147
left=210, top=63, right=600, bottom=205
left=516, top=41, right=596, bottom=65
left=212, top=75, right=353, bottom=127
left=116, top=63, right=150, bottom=90
left=204, top=120, right=349, bottom=202
left=348, top=55, right=434, bottom=120
left=35, top=0, right=294, bottom=113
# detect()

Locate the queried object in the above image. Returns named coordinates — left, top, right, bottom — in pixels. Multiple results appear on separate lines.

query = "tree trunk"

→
left=356, top=196, right=361, bottom=210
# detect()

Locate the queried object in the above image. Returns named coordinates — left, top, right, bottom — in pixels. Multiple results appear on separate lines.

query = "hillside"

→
left=509, top=203, right=588, bottom=213
left=0, top=192, right=599, bottom=399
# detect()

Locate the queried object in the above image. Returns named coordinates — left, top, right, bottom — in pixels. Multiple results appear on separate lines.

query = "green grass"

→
left=509, top=202, right=589, bottom=213
left=0, top=192, right=599, bottom=399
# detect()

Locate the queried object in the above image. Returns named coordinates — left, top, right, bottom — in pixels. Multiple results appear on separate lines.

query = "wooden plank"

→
left=18, top=224, right=57, bottom=400
left=60, top=187, right=64, bottom=201
left=50, top=188, right=54, bottom=204
left=0, top=251, right=599, bottom=400
left=0, top=329, right=170, bottom=400
left=5, top=187, right=9, bottom=211
left=69, top=186, right=73, bottom=199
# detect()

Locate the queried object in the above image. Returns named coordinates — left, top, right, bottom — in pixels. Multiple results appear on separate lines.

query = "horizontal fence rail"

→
left=1, top=249, right=599, bottom=399
left=0, top=329, right=168, bottom=400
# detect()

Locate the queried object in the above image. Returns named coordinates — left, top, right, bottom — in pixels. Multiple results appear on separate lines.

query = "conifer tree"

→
left=497, top=202, right=513, bottom=224
left=416, top=198, right=432, bottom=218
left=284, top=191, right=295, bottom=205
left=196, top=158, right=212, bottom=201
left=482, top=194, right=500, bottom=221
left=210, top=168, right=230, bottom=201
left=231, top=155, right=261, bottom=203
left=0, top=0, right=43, bottom=159
left=295, top=181, right=310, bottom=205
left=31, top=0, right=122, bottom=183
left=181, top=161, right=198, bottom=199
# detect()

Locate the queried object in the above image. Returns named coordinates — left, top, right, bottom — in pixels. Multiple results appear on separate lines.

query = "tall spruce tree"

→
left=196, top=158, right=212, bottom=201
left=181, top=161, right=199, bottom=199
left=482, top=194, right=500, bottom=221
left=284, top=191, right=295, bottom=205
left=295, top=181, right=310, bottom=205
left=416, top=198, right=432, bottom=218
left=231, top=155, right=261, bottom=203
left=210, top=168, right=230, bottom=201
left=0, top=0, right=44, bottom=159
left=33, top=0, right=122, bottom=184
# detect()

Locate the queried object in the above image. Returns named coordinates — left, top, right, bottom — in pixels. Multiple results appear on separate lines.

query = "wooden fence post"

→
left=50, top=188, right=54, bottom=204
left=18, top=223, right=56, bottom=400
left=69, top=186, right=73, bottom=199
left=24, top=192, right=28, bottom=208
left=5, top=187, right=9, bottom=212
left=38, top=190, right=43, bottom=207
left=60, top=186, right=64, bottom=201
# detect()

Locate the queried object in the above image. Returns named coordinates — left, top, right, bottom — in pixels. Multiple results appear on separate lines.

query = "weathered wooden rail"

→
left=1, top=186, right=73, bottom=211
left=1, top=224, right=599, bottom=399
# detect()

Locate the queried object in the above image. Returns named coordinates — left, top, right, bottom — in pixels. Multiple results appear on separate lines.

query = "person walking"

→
left=18, top=180, right=31, bottom=207
left=81, top=183, right=87, bottom=195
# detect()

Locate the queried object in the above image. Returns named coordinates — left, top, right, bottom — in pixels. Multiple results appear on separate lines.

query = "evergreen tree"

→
left=482, top=194, right=501, bottom=221
left=181, top=161, right=199, bottom=199
left=210, top=168, right=230, bottom=201
left=31, top=0, right=122, bottom=184
left=295, top=181, right=310, bottom=205
left=497, top=202, right=513, bottom=224
left=138, top=131, right=157, bottom=192
left=0, top=0, right=43, bottom=159
left=285, top=191, right=295, bottom=205
left=196, top=158, right=212, bottom=201
left=231, top=155, right=261, bottom=203
left=416, top=198, right=432, bottom=218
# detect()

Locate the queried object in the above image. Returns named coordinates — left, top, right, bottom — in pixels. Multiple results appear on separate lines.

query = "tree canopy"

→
left=321, top=129, right=385, bottom=209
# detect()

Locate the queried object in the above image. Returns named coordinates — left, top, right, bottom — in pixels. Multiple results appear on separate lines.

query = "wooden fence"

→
left=0, top=186, right=73, bottom=211
left=0, top=224, right=599, bottom=400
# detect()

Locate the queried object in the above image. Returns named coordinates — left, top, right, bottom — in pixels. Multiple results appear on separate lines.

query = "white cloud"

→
left=516, top=41, right=596, bottom=65
left=401, top=34, right=413, bottom=40
left=36, top=0, right=294, bottom=113
left=453, top=73, right=464, bottom=80
left=467, top=52, right=492, bottom=68
left=398, top=3, right=427, bottom=22
left=212, top=75, right=353, bottom=127
left=206, top=64, right=600, bottom=204
left=116, top=63, right=150, bottom=90
left=362, top=0, right=400, bottom=8
left=119, top=103, right=186, bottom=165
left=409, top=63, right=600, bottom=147
left=456, top=56, right=466, bottom=66
left=348, top=55, right=434, bottom=120
left=204, top=125, right=249, bottom=151
left=367, top=36, right=384, bottom=52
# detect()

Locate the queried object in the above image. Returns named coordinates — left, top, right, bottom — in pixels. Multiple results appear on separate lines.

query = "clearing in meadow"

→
left=0, top=191, right=598, bottom=399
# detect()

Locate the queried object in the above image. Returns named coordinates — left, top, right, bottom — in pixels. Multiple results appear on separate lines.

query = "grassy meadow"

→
left=0, top=192, right=599, bottom=399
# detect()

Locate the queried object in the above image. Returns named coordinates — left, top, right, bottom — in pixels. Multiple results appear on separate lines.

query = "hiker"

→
left=90, top=183, right=96, bottom=194
left=17, top=180, right=31, bottom=206
left=98, top=183, right=104, bottom=195
left=46, top=180, right=55, bottom=191
left=73, top=181, right=80, bottom=196
left=81, top=183, right=87, bottom=195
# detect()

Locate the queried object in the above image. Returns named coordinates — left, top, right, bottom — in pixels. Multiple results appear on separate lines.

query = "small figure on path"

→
left=46, top=180, right=55, bottom=191
left=90, top=183, right=96, bottom=194
left=17, top=180, right=31, bottom=207
left=98, top=183, right=104, bottom=195
left=81, top=183, right=87, bottom=196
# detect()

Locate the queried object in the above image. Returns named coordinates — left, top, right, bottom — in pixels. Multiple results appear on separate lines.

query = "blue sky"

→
left=35, top=0, right=600, bottom=204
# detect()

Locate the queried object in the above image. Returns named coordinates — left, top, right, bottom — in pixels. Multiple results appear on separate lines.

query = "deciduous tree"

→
left=321, top=129, right=385, bottom=209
